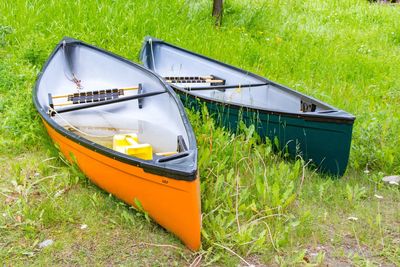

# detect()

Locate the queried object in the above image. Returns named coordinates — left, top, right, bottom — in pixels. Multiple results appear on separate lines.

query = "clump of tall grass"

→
left=188, top=106, right=309, bottom=262
left=0, top=60, right=44, bottom=155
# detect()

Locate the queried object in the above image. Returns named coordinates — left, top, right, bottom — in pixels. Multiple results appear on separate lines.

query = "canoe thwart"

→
left=113, top=133, right=153, bottom=160
left=154, top=135, right=189, bottom=162
left=182, top=82, right=270, bottom=91
left=48, top=88, right=167, bottom=116
left=300, top=99, right=317, bottom=112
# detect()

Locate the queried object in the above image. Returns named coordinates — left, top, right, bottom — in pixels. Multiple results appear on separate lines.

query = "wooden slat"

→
left=53, top=101, right=73, bottom=107
left=155, top=151, right=178, bottom=156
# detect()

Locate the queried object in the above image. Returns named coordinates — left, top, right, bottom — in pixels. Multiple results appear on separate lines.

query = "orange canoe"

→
left=33, top=37, right=201, bottom=250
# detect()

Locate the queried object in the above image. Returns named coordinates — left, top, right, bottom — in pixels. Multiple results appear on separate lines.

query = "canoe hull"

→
left=177, top=91, right=353, bottom=176
left=43, top=120, right=201, bottom=250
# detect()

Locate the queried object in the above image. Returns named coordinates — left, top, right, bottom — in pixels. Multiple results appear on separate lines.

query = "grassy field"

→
left=1, top=0, right=399, bottom=265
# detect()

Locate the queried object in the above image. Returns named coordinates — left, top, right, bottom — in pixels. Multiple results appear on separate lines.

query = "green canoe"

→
left=140, top=37, right=355, bottom=176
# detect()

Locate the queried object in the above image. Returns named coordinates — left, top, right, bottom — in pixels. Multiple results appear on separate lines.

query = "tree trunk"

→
left=212, top=0, right=223, bottom=26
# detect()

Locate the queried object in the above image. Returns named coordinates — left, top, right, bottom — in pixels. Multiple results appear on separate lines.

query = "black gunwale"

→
left=140, top=37, right=356, bottom=125
left=33, top=37, right=198, bottom=181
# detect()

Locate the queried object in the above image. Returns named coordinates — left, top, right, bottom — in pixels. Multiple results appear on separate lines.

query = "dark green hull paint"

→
left=177, top=91, right=353, bottom=177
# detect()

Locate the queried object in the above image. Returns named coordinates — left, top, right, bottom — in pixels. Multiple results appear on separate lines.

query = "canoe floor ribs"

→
left=66, top=89, right=124, bottom=104
left=164, top=75, right=226, bottom=86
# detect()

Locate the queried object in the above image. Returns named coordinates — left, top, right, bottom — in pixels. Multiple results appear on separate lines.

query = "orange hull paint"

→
left=43, top=121, right=201, bottom=250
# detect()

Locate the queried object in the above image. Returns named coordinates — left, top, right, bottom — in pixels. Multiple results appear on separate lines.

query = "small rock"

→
left=38, top=239, right=53, bottom=248
left=5, top=196, right=14, bottom=204
left=15, top=215, right=22, bottom=223
left=54, top=189, right=65, bottom=198
left=22, top=251, right=35, bottom=257
left=348, top=216, right=358, bottom=221
left=382, top=175, right=400, bottom=185
left=303, top=255, right=310, bottom=263
left=80, top=224, right=88, bottom=230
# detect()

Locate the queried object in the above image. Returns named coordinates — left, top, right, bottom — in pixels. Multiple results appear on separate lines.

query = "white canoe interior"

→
left=142, top=40, right=337, bottom=114
left=36, top=41, right=190, bottom=156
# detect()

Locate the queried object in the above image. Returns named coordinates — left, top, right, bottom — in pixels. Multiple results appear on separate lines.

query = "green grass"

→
left=1, top=0, right=399, bottom=265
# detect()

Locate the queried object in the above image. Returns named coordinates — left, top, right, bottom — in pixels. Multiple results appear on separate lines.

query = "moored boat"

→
left=33, top=37, right=201, bottom=250
left=140, top=37, right=355, bottom=176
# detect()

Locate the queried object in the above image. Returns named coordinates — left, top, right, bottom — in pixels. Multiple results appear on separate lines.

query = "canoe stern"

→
left=43, top=120, right=202, bottom=250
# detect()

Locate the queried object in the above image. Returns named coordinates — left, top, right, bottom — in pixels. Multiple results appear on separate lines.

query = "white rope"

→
left=50, top=108, right=116, bottom=138
left=62, top=40, right=74, bottom=82
left=149, top=38, right=157, bottom=73
left=62, top=40, right=82, bottom=91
